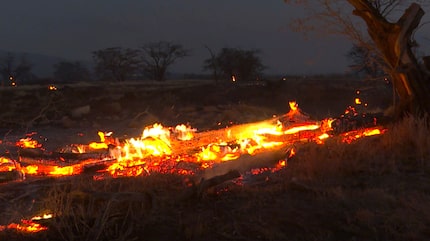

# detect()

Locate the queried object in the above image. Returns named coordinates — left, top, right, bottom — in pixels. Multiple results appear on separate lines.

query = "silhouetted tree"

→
left=347, top=43, right=386, bottom=79
left=284, top=0, right=430, bottom=115
left=203, top=45, right=220, bottom=83
left=93, top=47, right=140, bottom=82
left=140, top=41, right=189, bottom=81
left=0, top=53, right=33, bottom=86
left=53, top=61, right=91, bottom=83
left=203, top=48, right=265, bottom=82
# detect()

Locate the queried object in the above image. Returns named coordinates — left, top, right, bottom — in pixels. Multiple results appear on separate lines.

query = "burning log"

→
left=169, top=117, right=280, bottom=154
left=181, top=144, right=290, bottom=199
left=202, top=144, right=289, bottom=179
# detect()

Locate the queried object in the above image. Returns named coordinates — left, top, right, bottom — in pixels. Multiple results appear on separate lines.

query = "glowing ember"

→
left=16, top=137, right=41, bottom=149
left=0, top=157, right=16, bottom=172
left=48, top=85, right=57, bottom=91
left=342, top=127, right=386, bottom=144
left=355, top=98, right=362, bottom=105
left=283, top=123, right=320, bottom=135
left=88, top=131, right=114, bottom=150
left=23, top=165, right=38, bottom=174
left=0, top=213, right=52, bottom=233
left=363, top=128, right=382, bottom=136
left=49, top=166, right=75, bottom=176
left=289, top=101, right=298, bottom=112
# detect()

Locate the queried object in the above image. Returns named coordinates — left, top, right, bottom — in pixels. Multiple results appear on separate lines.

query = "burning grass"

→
left=1, top=114, right=430, bottom=240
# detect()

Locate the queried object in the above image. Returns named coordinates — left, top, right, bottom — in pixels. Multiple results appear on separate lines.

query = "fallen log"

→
left=202, top=144, right=290, bottom=179
left=170, top=117, right=280, bottom=154
left=197, top=170, right=241, bottom=197
left=180, top=144, right=290, bottom=199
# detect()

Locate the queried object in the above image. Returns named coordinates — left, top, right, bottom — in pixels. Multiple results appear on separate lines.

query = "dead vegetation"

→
left=2, top=78, right=427, bottom=241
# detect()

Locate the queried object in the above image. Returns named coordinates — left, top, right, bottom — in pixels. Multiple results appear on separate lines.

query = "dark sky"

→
left=1, top=1, right=429, bottom=75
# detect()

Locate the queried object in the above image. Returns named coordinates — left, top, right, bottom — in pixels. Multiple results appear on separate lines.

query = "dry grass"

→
left=0, top=115, right=428, bottom=240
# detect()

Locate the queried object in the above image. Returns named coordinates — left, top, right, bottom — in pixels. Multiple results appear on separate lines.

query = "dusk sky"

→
left=1, top=1, right=430, bottom=75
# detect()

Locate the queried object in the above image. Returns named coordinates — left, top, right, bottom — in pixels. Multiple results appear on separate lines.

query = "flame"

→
left=289, top=101, right=298, bottom=112
left=106, top=124, right=172, bottom=176
left=88, top=131, right=113, bottom=150
left=363, top=128, right=382, bottom=136
left=0, top=213, right=52, bottom=233
left=49, top=166, right=75, bottom=176
left=283, top=123, right=320, bottom=135
left=0, top=157, right=16, bottom=172
left=342, top=127, right=386, bottom=144
left=355, top=98, right=362, bottom=105
left=16, top=137, right=41, bottom=149
left=24, top=165, right=38, bottom=174
left=21, top=163, right=82, bottom=177
left=174, top=124, right=196, bottom=140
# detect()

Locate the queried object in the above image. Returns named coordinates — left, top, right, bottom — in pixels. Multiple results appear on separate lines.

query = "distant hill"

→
left=0, top=50, right=91, bottom=78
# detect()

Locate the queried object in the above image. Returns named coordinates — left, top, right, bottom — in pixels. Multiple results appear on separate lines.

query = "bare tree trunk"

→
left=348, top=1, right=430, bottom=116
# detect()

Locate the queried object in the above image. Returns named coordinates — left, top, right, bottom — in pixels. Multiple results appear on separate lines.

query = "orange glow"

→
left=174, top=124, right=196, bottom=140
left=355, top=98, right=362, bottom=105
left=16, top=137, right=41, bottom=149
left=363, top=128, right=381, bottom=136
left=88, top=142, right=108, bottom=149
left=0, top=157, right=16, bottom=172
left=317, top=133, right=330, bottom=144
left=24, top=165, right=38, bottom=174
left=289, top=148, right=296, bottom=158
left=342, top=127, right=386, bottom=143
left=88, top=131, right=113, bottom=150
left=289, top=101, right=298, bottom=112
left=49, top=166, right=75, bottom=176
left=277, top=160, right=286, bottom=167
left=283, top=123, right=320, bottom=135
left=31, top=213, right=53, bottom=220
left=21, top=163, right=82, bottom=177
left=1, top=213, right=53, bottom=233
left=106, top=124, right=172, bottom=176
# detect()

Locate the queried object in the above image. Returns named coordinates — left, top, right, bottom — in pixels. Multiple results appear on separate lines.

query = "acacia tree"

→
left=0, top=53, right=33, bottom=86
left=203, top=48, right=265, bottom=82
left=140, top=41, right=189, bottom=81
left=93, top=47, right=140, bottom=82
left=284, top=0, right=430, bottom=116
